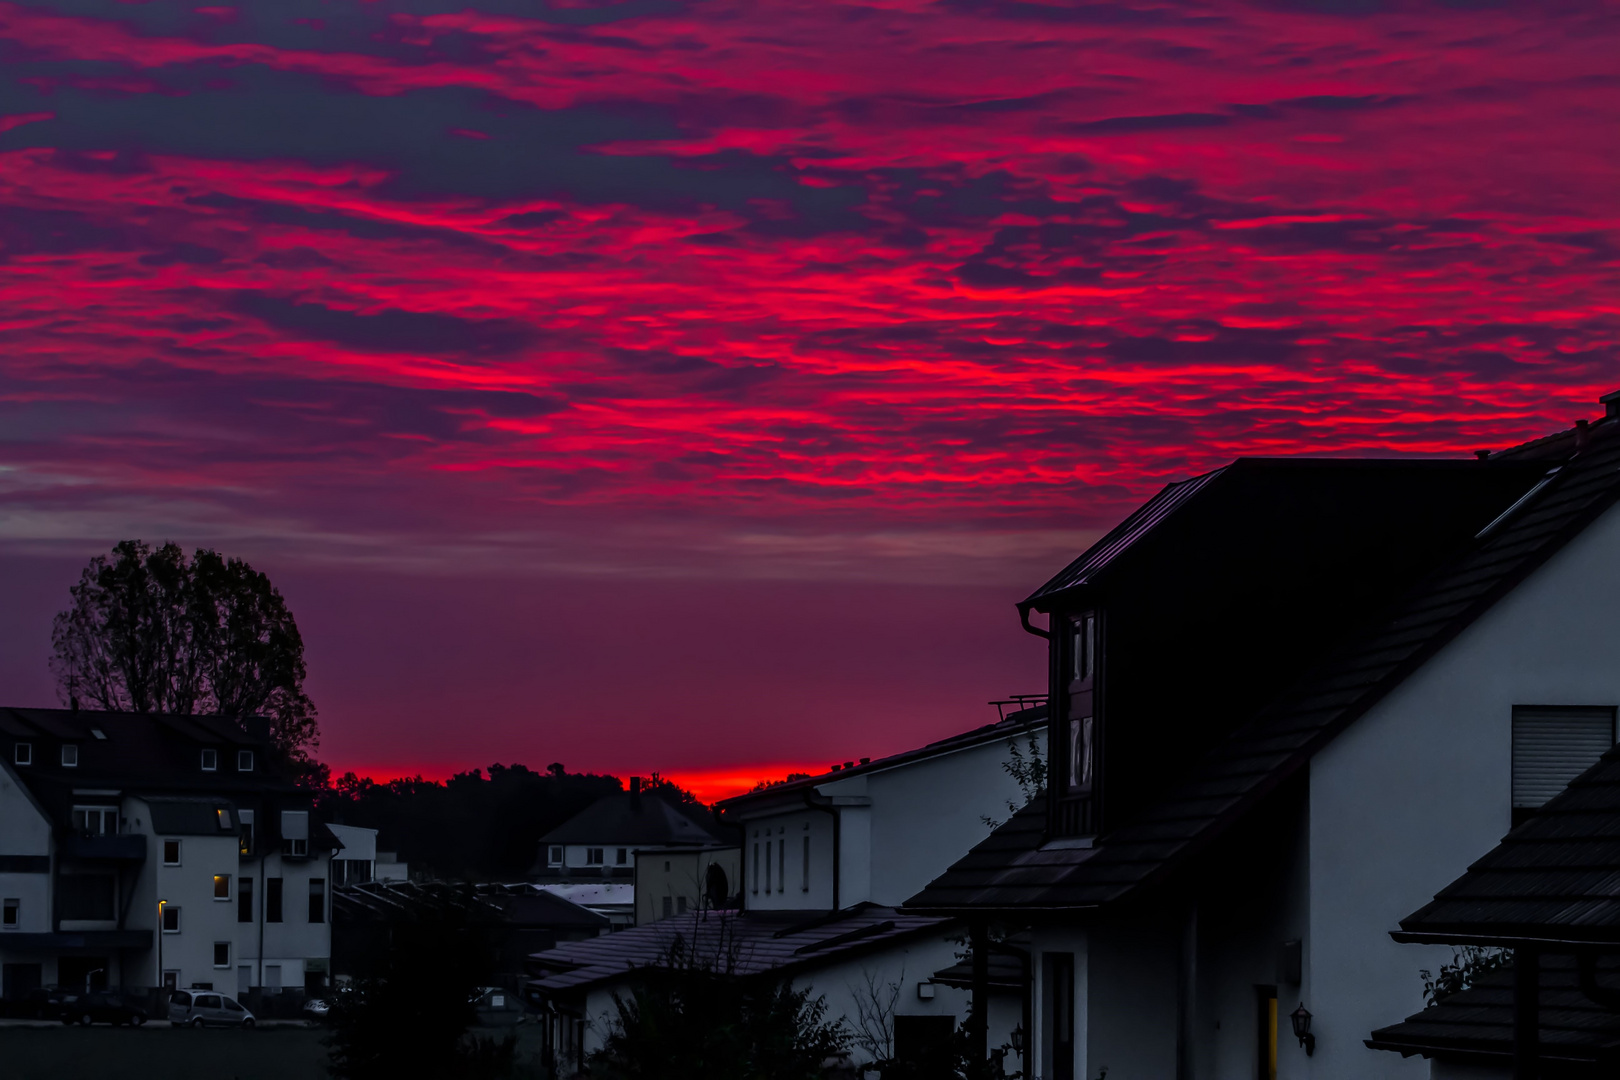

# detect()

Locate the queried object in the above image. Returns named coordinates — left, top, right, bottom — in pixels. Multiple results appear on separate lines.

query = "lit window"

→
left=13, top=742, right=30, bottom=766
left=238, top=810, right=255, bottom=855
left=213, top=942, right=230, bottom=968
left=61, top=744, right=78, bottom=768
left=162, top=905, right=180, bottom=933
left=201, top=749, right=218, bottom=772
left=3, top=898, right=18, bottom=928
left=237, top=750, right=254, bottom=772
left=547, top=845, right=563, bottom=866
left=586, top=848, right=604, bottom=866
left=163, top=840, right=181, bottom=866
left=213, top=875, right=231, bottom=900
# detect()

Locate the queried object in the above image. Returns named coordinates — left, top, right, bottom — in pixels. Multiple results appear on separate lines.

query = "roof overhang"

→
left=1391, top=929, right=1620, bottom=951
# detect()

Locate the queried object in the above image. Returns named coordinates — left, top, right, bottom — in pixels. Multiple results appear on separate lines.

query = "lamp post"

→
left=156, top=900, right=166, bottom=992
left=1290, top=1003, right=1315, bottom=1056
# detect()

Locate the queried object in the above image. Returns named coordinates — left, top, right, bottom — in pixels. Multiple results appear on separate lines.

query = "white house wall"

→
left=1309, top=500, right=1620, bottom=1080
left=0, top=760, right=51, bottom=942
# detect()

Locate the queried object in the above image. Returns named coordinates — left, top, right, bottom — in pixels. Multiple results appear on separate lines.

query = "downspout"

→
left=803, top=791, right=840, bottom=912
left=1018, top=603, right=1051, bottom=639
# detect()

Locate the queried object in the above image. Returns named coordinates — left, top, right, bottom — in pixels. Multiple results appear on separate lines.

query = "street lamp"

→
left=156, top=900, right=167, bottom=992
left=1290, top=1003, right=1315, bottom=1056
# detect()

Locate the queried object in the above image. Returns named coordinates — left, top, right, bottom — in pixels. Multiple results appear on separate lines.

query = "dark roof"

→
left=1024, top=468, right=1225, bottom=602
left=931, top=951, right=1026, bottom=991
left=146, top=797, right=240, bottom=836
left=525, top=904, right=952, bottom=996
left=1367, top=954, right=1620, bottom=1068
left=717, top=706, right=1047, bottom=813
left=1395, top=746, right=1620, bottom=948
left=539, top=791, right=733, bottom=848
left=334, top=881, right=610, bottom=931
left=909, top=418, right=1620, bottom=913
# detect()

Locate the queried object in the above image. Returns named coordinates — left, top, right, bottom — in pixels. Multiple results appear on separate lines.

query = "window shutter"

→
left=1511, top=706, right=1616, bottom=809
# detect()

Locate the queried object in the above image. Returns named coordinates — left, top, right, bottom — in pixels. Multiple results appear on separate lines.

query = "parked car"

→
left=19, top=987, right=80, bottom=1021
left=63, top=991, right=148, bottom=1027
left=167, top=990, right=255, bottom=1028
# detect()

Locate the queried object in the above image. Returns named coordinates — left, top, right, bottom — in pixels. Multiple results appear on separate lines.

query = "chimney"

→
left=1576, top=418, right=1591, bottom=451
left=1474, top=449, right=1491, bottom=461
left=1602, top=390, right=1620, bottom=420
left=630, top=776, right=642, bottom=812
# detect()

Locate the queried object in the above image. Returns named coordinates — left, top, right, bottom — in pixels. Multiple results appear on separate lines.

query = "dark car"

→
left=64, top=991, right=148, bottom=1027
left=19, top=987, right=81, bottom=1021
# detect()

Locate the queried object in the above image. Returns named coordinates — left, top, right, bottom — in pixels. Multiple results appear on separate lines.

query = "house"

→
left=907, top=394, right=1620, bottom=1080
left=531, top=776, right=740, bottom=920
left=523, top=706, right=1047, bottom=1074
left=1368, top=743, right=1620, bottom=1076
left=0, top=707, right=335, bottom=1002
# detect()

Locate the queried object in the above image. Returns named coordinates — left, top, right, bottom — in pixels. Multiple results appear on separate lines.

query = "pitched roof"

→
left=539, top=791, right=733, bottom=848
left=525, top=905, right=952, bottom=996
left=1394, top=745, right=1620, bottom=948
left=908, top=419, right=1620, bottom=913
left=1024, top=469, right=1226, bottom=602
left=717, top=705, right=1047, bottom=813
left=1366, top=954, right=1620, bottom=1067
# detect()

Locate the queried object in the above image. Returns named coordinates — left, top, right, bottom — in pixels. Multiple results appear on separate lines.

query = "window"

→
left=161, top=904, right=180, bottom=933
left=237, top=750, right=254, bottom=772
left=72, top=807, right=116, bottom=835
left=547, top=845, right=563, bottom=866
left=264, top=965, right=282, bottom=991
left=61, top=744, right=78, bottom=768
left=586, top=848, right=604, bottom=866
left=2, top=898, right=17, bottom=928
left=238, top=877, right=253, bottom=923
left=802, top=836, right=810, bottom=892
left=1072, top=612, right=1097, bottom=683
left=752, top=843, right=759, bottom=893
left=213, top=943, right=231, bottom=969
left=308, top=878, right=326, bottom=924
left=1512, top=706, right=1616, bottom=824
left=266, top=878, right=283, bottom=923
left=662, top=896, right=673, bottom=919
left=201, top=748, right=218, bottom=771
left=162, top=971, right=179, bottom=991
left=1069, top=716, right=1095, bottom=795
left=778, top=839, right=785, bottom=891
left=677, top=896, right=687, bottom=915
left=163, top=839, right=181, bottom=866
left=90, top=728, right=106, bottom=740
left=280, top=811, right=309, bottom=856
left=616, top=848, right=628, bottom=865
left=13, top=742, right=30, bottom=766
left=213, top=874, right=231, bottom=900
left=764, top=841, right=771, bottom=893
left=239, top=810, right=254, bottom=855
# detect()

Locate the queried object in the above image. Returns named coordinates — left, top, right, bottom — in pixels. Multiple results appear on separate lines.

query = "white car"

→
left=167, top=990, right=256, bottom=1028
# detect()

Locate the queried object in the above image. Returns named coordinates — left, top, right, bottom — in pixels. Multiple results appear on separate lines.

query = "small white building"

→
left=909, top=397, right=1620, bottom=1080
left=525, top=709, right=1045, bottom=1073
left=0, top=709, right=334, bottom=1000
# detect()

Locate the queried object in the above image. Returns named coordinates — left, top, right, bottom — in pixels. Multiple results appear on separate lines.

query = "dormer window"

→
left=61, top=744, right=78, bottom=768
left=1053, top=610, right=1103, bottom=836
left=14, top=742, right=31, bottom=766
left=201, top=749, right=218, bottom=772
left=237, top=750, right=254, bottom=772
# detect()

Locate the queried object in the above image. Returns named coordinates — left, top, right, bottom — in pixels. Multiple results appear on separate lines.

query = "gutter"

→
left=1017, top=603, right=1050, bottom=640
left=803, top=791, right=841, bottom=912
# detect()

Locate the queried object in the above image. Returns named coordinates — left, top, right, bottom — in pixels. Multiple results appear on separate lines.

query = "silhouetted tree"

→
left=317, top=765, right=636, bottom=880
left=588, top=929, right=848, bottom=1080
left=51, top=540, right=322, bottom=780
left=327, top=889, right=514, bottom=1080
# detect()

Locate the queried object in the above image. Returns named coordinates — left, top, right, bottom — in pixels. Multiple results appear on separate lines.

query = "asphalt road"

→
left=0, top=1022, right=331, bottom=1080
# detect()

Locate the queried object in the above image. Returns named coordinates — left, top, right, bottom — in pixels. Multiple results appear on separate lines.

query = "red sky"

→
left=1, top=0, right=1616, bottom=799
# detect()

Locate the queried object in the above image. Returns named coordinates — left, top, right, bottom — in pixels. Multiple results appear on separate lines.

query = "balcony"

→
left=59, top=834, right=147, bottom=862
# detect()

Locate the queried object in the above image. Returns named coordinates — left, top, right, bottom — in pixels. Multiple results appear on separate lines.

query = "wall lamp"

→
left=1290, top=1003, right=1315, bottom=1055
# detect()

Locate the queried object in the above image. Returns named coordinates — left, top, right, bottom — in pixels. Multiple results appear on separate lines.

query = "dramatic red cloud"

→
left=0, top=0, right=1616, bottom=778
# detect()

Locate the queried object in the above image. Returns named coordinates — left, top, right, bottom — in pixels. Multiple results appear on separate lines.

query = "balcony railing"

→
left=59, top=834, right=147, bottom=861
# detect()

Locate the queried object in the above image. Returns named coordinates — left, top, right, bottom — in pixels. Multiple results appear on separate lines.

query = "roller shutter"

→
left=1511, top=705, right=1616, bottom=809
